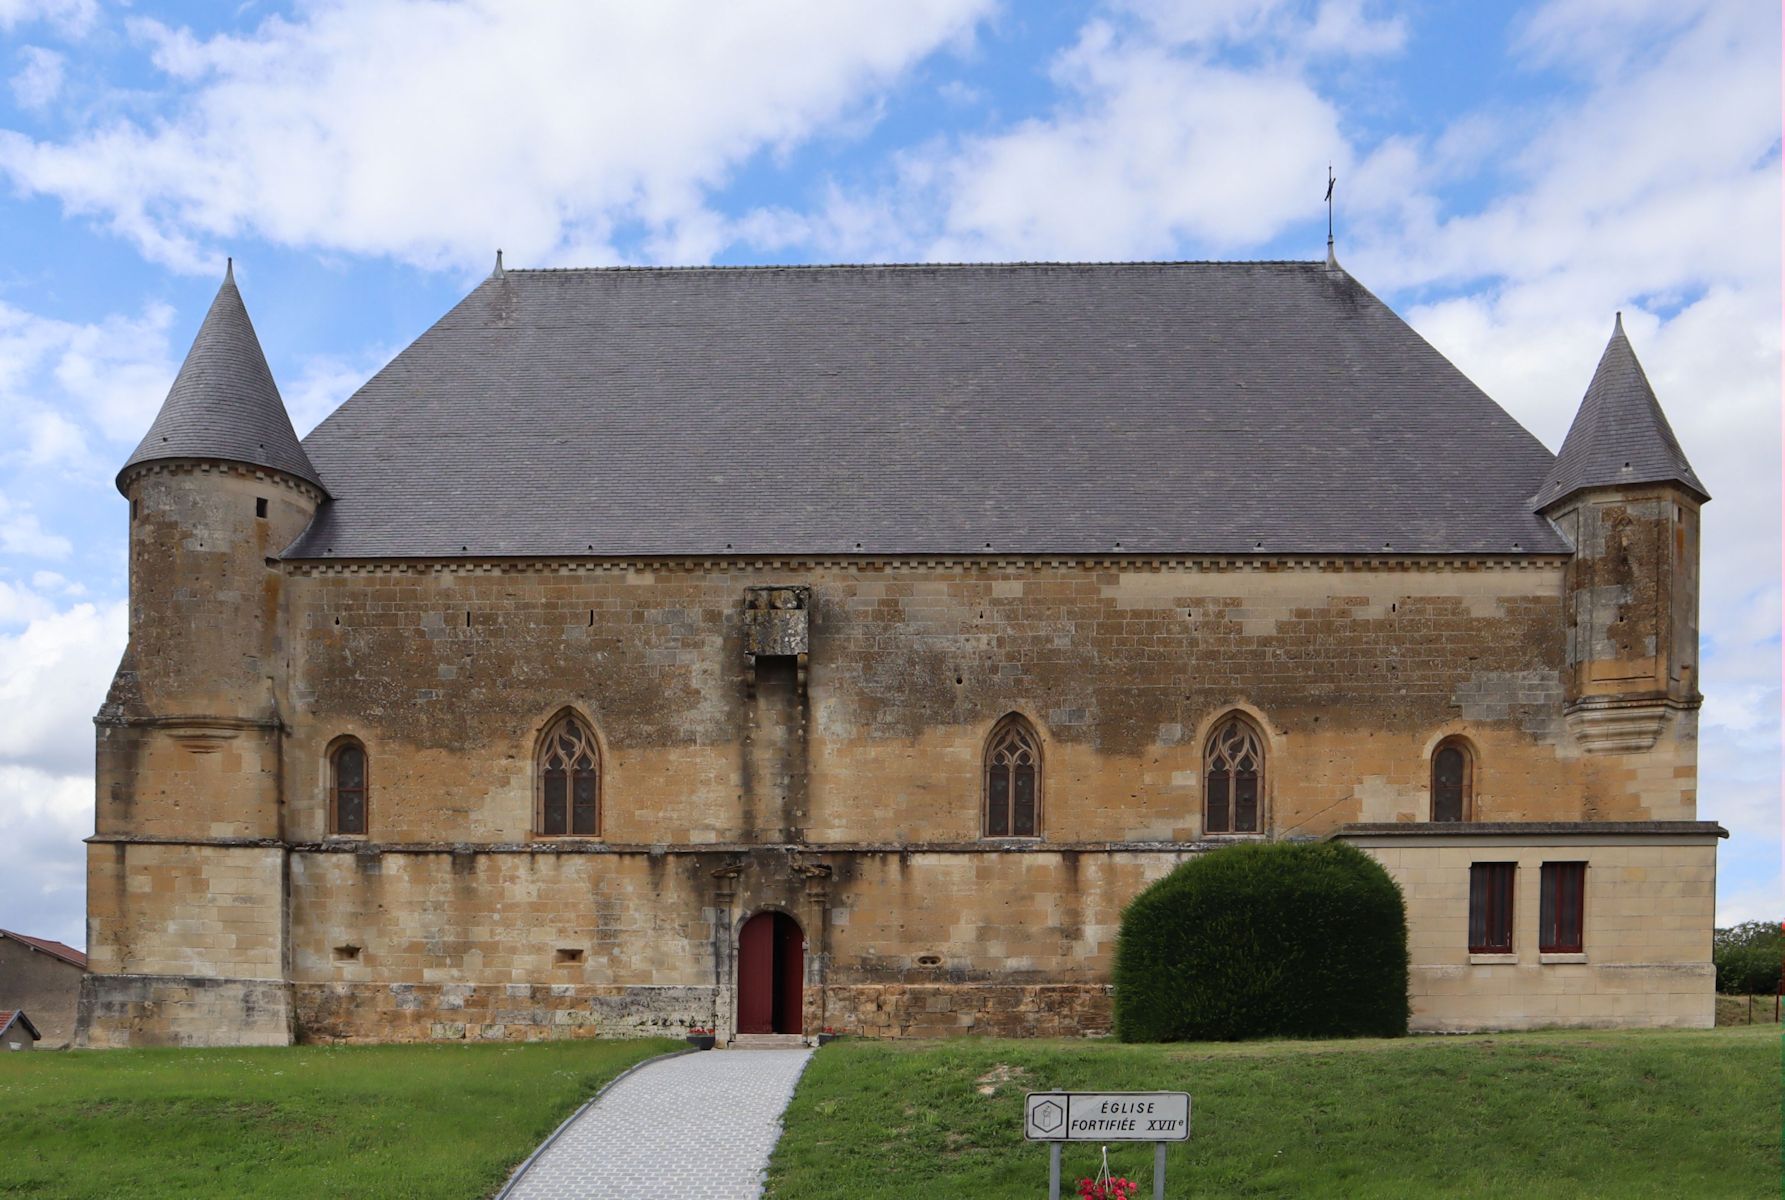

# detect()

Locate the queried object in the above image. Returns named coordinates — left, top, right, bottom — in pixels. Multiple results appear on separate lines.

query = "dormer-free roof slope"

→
left=1536, top=315, right=1707, bottom=510
left=288, top=261, right=1570, bottom=559
left=0, top=929, right=86, bottom=970
left=119, top=263, right=324, bottom=493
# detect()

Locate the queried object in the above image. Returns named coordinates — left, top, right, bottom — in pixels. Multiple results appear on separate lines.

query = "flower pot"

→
left=685, top=1035, right=716, bottom=1050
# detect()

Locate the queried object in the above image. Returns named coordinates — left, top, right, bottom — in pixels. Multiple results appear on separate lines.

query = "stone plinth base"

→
left=823, top=983, right=1114, bottom=1038
left=293, top=982, right=718, bottom=1043
left=75, top=974, right=294, bottom=1048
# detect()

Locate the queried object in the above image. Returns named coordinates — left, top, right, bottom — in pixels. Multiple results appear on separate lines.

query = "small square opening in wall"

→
left=255, top=497, right=268, bottom=519
left=332, top=945, right=361, bottom=962
left=554, top=948, right=585, bottom=965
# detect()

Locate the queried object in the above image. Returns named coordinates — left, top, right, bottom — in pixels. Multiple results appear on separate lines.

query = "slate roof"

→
left=1535, top=314, right=1707, bottom=509
left=0, top=1011, right=41, bottom=1041
left=286, top=261, right=1571, bottom=559
left=119, top=262, right=324, bottom=493
left=0, top=929, right=87, bottom=969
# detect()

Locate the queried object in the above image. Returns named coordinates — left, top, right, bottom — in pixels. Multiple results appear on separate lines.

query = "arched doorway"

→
left=737, top=911, right=804, bottom=1035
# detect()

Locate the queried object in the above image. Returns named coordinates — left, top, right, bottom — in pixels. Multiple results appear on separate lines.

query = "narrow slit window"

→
left=255, top=497, right=268, bottom=519
left=1468, top=862, right=1516, bottom=954
left=983, top=716, right=1041, bottom=837
left=1205, top=716, right=1264, bottom=834
left=329, top=740, right=367, bottom=836
left=1432, top=738, right=1473, bottom=822
left=538, top=713, right=600, bottom=836
left=1540, top=862, right=1587, bottom=953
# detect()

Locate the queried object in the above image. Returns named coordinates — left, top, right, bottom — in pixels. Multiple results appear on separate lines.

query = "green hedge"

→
left=1113, top=841, right=1409, bottom=1042
left=1713, top=921, right=1782, bottom=995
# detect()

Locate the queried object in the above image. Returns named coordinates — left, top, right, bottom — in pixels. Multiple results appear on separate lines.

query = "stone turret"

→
left=1537, top=316, right=1708, bottom=764
left=80, top=264, right=319, bottom=1047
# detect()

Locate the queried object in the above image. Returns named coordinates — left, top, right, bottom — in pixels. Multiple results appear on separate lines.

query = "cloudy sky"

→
left=0, top=0, right=1777, bottom=948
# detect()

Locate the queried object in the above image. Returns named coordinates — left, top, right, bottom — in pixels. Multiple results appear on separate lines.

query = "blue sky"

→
left=0, top=0, right=1777, bottom=948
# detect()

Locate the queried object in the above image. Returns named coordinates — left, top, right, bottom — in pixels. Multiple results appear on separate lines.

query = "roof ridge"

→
left=504, top=258, right=1330, bottom=275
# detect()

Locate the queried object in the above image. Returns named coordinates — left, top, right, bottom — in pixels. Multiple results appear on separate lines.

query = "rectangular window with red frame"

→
left=1540, top=862, right=1587, bottom=953
left=1468, top=862, right=1515, bottom=953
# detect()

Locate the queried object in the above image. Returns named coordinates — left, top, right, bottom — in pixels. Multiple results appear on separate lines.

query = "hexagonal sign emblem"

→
left=1025, top=1094, right=1066, bottom=1139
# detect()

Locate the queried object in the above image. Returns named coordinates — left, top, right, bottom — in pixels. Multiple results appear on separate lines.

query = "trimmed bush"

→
left=1713, top=921, right=1782, bottom=995
left=1114, top=841, right=1409, bottom=1042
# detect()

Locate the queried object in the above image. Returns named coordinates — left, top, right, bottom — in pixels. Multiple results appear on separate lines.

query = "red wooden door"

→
left=773, top=914, right=804, bottom=1035
left=737, top=912, right=775, bottom=1034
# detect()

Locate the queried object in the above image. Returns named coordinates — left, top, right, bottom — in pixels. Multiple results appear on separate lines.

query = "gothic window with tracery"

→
left=1204, top=716, right=1263, bottom=834
left=538, top=713, right=600, bottom=836
left=1431, top=738, right=1473, bottom=822
left=984, top=716, right=1041, bottom=837
left=329, top=739, right=367, bottom=836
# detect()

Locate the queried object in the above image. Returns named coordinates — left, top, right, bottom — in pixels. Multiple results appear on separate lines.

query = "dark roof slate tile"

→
left=286, top=261, right=1569, bottom=558
left=1535, top=314, right=1707, bottom=509
left=120, top=264, right=323, bottom=493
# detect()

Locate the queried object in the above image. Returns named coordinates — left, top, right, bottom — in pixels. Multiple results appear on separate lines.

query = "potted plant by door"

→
left=685, top=1027, right=716, bottom=1050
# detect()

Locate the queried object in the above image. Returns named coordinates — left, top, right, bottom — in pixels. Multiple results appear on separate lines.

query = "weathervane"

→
left=1325, top=163, right=1336, bottom=264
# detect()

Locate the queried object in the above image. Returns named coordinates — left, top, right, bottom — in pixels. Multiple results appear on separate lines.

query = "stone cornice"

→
left=117, top=458, right=327, bottom=505
left=281, top=553, right=1568, bottom=578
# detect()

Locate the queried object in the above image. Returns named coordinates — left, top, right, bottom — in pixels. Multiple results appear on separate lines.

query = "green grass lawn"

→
left=0, top=1037, right=680, bottom=1199
left=766, top=1027, right=1781, bottom=1199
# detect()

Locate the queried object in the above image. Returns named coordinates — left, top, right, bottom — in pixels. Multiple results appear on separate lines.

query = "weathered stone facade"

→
left=78, top=265, right=1721, bottom=1046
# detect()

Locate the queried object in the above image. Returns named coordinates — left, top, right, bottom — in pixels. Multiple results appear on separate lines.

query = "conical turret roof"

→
left=118, top=263, right=324, bottom=494
left=1535, top=315, right=1706, bottom=510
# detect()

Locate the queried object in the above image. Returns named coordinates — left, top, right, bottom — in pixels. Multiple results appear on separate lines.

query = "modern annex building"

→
left=78, top=257, right=1723, bottom=1047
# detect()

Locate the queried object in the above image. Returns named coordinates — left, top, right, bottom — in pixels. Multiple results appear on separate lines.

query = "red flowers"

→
left=1076, top=1177, right=1138, bottom=1200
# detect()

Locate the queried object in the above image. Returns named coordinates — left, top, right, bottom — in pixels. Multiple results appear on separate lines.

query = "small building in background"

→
left=0, top=1010, right=42, bottom=1051
left=0, top=931, right=87, bottom=1048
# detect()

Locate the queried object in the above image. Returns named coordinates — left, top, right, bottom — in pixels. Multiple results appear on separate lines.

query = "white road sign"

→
left=1024, top=1091, right=1191, bottom=1142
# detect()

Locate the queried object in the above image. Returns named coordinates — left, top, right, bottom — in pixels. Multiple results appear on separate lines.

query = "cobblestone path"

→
left=500, top=1047, right=814, bottom=1199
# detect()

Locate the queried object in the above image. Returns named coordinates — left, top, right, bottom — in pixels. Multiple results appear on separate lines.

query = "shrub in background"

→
left=1114, top=840, right=1409, bottom=1042
left=1713, top=921, right=1783, bottom=995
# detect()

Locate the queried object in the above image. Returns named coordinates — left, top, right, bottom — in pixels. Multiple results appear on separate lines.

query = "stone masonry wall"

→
left=1353, top=834, right=1717, bottom=1030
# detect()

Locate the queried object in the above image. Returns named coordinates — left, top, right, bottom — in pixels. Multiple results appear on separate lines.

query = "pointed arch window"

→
left=1431, top=738, right=1474, bottom=822
left=329, top=739, right=367, bottom=836
left=537, top=713, right=600, bottom=837
left=1204, top=715, right=1263, bottom=834
left=984, top=716, right=1041, bottom=838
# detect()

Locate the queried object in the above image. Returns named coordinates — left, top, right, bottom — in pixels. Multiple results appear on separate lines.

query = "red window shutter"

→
left=1540, top=862, right=1586, bottom=953
left=1469, top=863, right=1515, bottom=953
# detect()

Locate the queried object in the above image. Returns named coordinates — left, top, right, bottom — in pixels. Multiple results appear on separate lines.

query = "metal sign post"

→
left=1025, top=1091, right=1191, bottom=1199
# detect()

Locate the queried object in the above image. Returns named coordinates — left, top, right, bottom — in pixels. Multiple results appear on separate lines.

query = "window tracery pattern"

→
left=1204, top=716, right=1263, bottom=834
left=984, top=716, right=1040, bottom=837
left=538, top=714, right=599, bottom=836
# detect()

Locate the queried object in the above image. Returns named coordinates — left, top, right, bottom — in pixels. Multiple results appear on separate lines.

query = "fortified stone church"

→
left=78, top=256, right=1723, bottom=1047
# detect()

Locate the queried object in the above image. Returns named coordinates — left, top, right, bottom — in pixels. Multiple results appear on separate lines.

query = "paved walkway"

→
left=501, top=1047, right=814, bottom=1200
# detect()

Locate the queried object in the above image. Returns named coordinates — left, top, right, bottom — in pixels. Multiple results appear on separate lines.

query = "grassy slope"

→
left=766, top=1028, right=1781, bottom=1199
left=0, top=1038, right=680, bottom=1200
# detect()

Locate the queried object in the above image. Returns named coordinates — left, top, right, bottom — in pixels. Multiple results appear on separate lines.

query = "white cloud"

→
left=0, top=298, right=179, bottom=476
left=0, top=0, right=994, bottom=271
left=0, top=598, right=125, bottom=775
left=0, top=763, right=91, bottom=948
left=0, top=0, right=94, bottom=36
left=9, top=45, right=64, bottom=110
left=0, top=493, right=71, bottom=558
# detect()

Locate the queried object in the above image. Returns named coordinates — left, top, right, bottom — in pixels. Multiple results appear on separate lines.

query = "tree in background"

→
left=1712, top=921, right=1782, bottom=995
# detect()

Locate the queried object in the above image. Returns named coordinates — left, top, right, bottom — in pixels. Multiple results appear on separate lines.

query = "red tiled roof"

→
left=0, top=1010, right=42, bottom=1041
left=0, top=929, right=87, bottom=969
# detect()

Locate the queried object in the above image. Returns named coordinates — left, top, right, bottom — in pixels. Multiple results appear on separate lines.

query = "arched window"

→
left=984, top=715, right=1041, bottom=837
left=1204, top=715, right=1263, bottom=834
left=538, top=713, right=600, bottom=836
left=329, top=739, right=367, bottom=836
left=1431, top=738, right=1473, bottom=822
